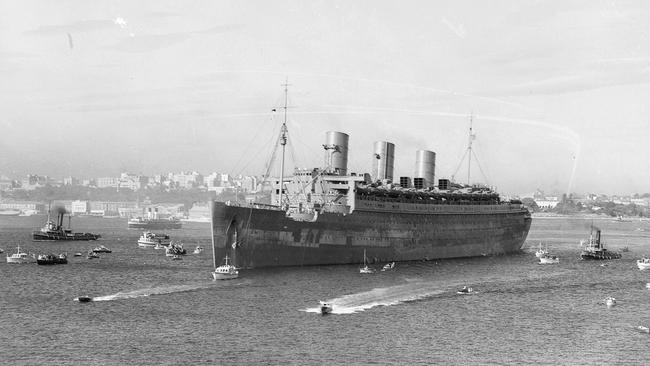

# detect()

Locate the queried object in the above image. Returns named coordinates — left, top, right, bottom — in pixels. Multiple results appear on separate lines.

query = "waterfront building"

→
left=71, top=200, right=89, bottom=215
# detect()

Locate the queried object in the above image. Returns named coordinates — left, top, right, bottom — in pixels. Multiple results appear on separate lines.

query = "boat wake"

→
left=87, top=283, right=216, bottom=302
left=303, top=281, right=447, bottom=314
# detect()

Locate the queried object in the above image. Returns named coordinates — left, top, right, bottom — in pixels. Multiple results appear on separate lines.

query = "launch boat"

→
left=212, top=231, right=239, bottom=280
left=538, top=254, right=559, bottom=264
left=209, top=87, right=531, bottom=269
left=37, top=253, right=68, bottom=265
left=637, top=257, right=650, bottom=270
left=320, top=301, right=333, bottom=315
left=33, top=210, right=100, bottom=241
left=6, top=246, right=36, bottom=264
left=137, top=231, right=171, bottom=248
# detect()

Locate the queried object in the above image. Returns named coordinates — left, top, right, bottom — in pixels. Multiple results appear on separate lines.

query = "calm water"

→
left=1, top=215, right=649, bottom=365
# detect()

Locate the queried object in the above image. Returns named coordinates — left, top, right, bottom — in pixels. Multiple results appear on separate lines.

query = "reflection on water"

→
left=1, top=215, right=649, bottom=365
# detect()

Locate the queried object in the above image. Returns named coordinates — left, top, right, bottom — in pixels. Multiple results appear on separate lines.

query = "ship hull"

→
left=210, top=201, right=532, bottom=268
left=128, top=221, right=182, bottom=230
left=32, top=232, right=100, bottom=241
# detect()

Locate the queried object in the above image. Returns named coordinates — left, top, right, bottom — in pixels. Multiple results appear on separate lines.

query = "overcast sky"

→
left=1, top=0, right=649, bottom=196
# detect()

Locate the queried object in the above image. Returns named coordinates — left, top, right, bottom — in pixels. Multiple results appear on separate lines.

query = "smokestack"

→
left=323, top=131, right=349, bottom=175
left=414, top=150, right=436, bottom=189
left=53, top=205, right=66, bottom=227
left=372, top=141, right=395, bottom=182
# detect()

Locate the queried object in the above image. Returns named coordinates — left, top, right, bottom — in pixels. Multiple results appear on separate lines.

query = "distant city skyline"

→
left=1, top=1, right=649, bottom=196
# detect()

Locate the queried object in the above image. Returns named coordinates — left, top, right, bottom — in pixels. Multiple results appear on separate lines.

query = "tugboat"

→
left=37, top=253, right=68, bottom=265
left=33, top=209, right=100, bottom=241
left=580, top=228, right=621, bottom=260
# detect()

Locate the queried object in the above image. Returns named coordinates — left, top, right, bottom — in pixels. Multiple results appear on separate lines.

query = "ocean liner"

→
left=210, top=89, right=531, bottom=269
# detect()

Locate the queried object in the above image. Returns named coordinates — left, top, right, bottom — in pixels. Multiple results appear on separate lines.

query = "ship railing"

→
left=225, top=201, right=284, bottom=211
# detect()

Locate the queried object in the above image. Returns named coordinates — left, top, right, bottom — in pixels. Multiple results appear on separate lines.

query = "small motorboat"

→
left=166, top=241, right=186, bottom=257
left=535, top=242, right=548, bottom=258
left=539, top=254, right=559, bottom=264
left=636, top=325, right=650, bottom=334
left=92, top=245, right=111, bottom=253
left=213, top=255, right=239, bottom=280
left=320, top=301, right=333, bottom=315
left=6, top=246, right=36, bottom=264
left=73, top=252, right=83, bottom=257
left=457, top=286, right=473, bottom=294
left=636, top=257, right=650, bottom=270
left=75, top=296, right=93, bottom=303
left=381, top=262, right=395, bottom=271
left=605, top=296, right=616, bottom=307
left=359, top=249, right=375, bottom=274
left=193, top=246, right=204, bottom=254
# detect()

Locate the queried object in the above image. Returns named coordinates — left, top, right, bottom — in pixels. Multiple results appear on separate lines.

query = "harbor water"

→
left=1, top=215, right=649, bottom=365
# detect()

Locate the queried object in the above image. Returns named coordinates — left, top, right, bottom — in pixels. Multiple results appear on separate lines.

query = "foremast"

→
left=278, top=79, right=290, bottom=208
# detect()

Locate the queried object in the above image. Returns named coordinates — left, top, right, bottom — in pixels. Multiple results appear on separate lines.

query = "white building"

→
left=535, top=198, right=560, bottom=209
left=71, top=200, right=89, bottom=215
left=169, top=171, right=203, bottom=189
left=97, top=177, right=119, bottom=188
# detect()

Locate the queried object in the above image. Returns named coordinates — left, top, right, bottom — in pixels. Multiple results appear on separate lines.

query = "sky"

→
left=1, top=0, right=649, bottom=196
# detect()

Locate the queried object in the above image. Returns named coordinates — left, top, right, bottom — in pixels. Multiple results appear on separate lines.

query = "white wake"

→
left=90, top=283, right=212, bottom=301
left=303, top=281, right=448, bottom=314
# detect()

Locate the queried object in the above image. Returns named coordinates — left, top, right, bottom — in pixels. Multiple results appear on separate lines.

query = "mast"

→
left=278, top=79, right=290, bottom=207
left=467, top=113, right=475, bottom=185
left=451, top=113, right=478, bottom=185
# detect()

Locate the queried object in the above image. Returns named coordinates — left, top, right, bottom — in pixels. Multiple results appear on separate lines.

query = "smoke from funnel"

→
left=53, top=205, right=67, bottom=215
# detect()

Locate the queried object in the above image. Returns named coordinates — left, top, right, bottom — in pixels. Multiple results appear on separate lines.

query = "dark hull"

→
left=37, top=259, right=68, bottom=265
left=210, top=201, right=532, bottom=269
left=580, top=251, right=621, bottom=260
left=33, top=232, right=100, bottom=241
